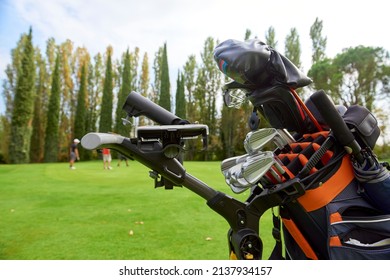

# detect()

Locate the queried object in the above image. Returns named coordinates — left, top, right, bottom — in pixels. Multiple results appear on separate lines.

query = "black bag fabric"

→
left=214, top=39, right=312, bottom=89
left=342, top=105, right=380, bottom=149
left=248, top=85, right=317, bottom=134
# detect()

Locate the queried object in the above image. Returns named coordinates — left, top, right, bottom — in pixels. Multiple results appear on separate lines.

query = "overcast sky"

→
left=1, top=0, right=390, bottom=113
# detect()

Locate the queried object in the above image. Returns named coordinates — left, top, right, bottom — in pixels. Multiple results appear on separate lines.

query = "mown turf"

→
left=0, top=160, right=274, bottom=260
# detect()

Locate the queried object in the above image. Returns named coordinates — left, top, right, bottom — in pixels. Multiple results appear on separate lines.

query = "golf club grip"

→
left=122, top=91, right=187, bottom=125
left=310, top=90, right=362, bottom=158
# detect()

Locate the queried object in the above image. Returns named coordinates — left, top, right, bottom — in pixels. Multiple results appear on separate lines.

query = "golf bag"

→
left=215, top=39, right=390, bottom=259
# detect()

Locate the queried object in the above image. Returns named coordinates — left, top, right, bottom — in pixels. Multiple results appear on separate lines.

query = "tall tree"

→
left=73, top=61, right=88, bottom=159
left=87, top=53, right=104, bottom=133
left=244, top=29, right=252, bottom=40
left=152, top=46, right=163, bottom=104
left=30, top=49, right=47, bottom=162
left=139, top=52, right=150, bottom=125
left=265, top=26, right=278, bottom=49
left=175, top=72, right=186, bottom=119
left=158, top=43, right=171, bottom=112
left=8, top=27, right=36, bottom=163
left=99, top=46, right=114, bottom=133
left=285, top=27, right=302, bottom=68
left=44, top=54, right=61, bottom=162
left=183, top=55, right=197, bottom=121
left=115, top=49, right=132, bottom=136
left=59, top=40, right=75, bottom=158
left=182, top=55, right=198, bottom=160
left=310, top=17, right=327, bottom=64
left=195, top=37, right=222, bottom=160
left=130, top=47, right=140, bottom=91
left=1, top=34, right=27, bottom=162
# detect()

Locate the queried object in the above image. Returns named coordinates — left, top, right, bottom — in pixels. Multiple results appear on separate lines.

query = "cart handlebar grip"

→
left=122, top=91, right=189, bottom=125
left=81, top=133, right=125, bottom=150
left=310, top=90, right=363, bottom=162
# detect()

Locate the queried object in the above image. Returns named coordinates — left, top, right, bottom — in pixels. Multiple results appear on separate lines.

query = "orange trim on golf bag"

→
left=329, top=236, right=342, bottom=247
left=297, top=156, right=355, bottom=212
left=289, top=142, right=333, bottom=165
left=279, top=154, right=318, bottom=174
left=282, top=217, right=318, bottom=260
left=330, top=212, right=343, bottom=224
left=302, top=131, right=330, bottom=139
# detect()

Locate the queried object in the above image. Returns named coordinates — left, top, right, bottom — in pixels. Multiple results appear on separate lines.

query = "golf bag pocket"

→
left=328, top=209, right=390, bottom=259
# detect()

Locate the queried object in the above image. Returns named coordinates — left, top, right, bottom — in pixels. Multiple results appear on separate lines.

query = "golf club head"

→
left=241, top=151, right=275, bottom=184
left=221, top=154, right=248, bottom=175
left=244, top=128, right=293, bottom=154
left=225, top=162, right=254, bottom=193
left=244, top=128, right=295, bottom=154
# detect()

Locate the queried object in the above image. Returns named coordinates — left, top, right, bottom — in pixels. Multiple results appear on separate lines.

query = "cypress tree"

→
left=44, top=54, right=61, bottom=162
left=99, top=47, right=113, bottom=133
left=30, top=51, right=46, bottom=163
left=175, top=72, right=186, bottom=119
left=8, top=27, right=36, bottom=163
left=73, top=62, right=88, bottom=159
left=158, top=43, right=171, bottom=112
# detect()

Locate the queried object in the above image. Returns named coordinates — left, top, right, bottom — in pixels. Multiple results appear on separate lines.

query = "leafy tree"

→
left=99, top=46, right=114, bottom=133
left=152, top=46, right=163, bottom=104
left=139, top=52, right=151, bottom=125
left=334, top=46, right=390, bottom=111
left=307, top=58, right=341, bottom=100
left=183, top=55, right=197, bottom=121
left=265, top=26, right=278, bottom=49
left=139, top=52, right=150, bottom=98
left=244, top=29, right=252, bottom=40
left=158, top=43, right=171, bottom=112
left=285, top=27, right=302, bottom=68
left=8, top=27, right=36, bottom=164
left=182, top=55, right=198, bottom=160
left=87, top=53, right=104, bottom=133
left=310, top=17, right=327, bottom=64
left=130, top=47, right=140, bottom=91
left=195, top=37, right=222, bottom=160
left=309, top=46, right=390, bottom=111
left=44, top=54, right=61, bottom=162
left=115, top=49, right=132, bottom=136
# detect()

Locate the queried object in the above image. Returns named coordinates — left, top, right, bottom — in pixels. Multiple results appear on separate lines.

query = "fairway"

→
left=0, top=160, right=274, bottom=260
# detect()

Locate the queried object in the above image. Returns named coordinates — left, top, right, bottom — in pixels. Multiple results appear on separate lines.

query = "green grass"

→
left=0, top=160, right=274, bottom=260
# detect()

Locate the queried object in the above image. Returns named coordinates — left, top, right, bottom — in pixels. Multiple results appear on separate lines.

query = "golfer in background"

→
left=102, top=148, right=112, bottom=170
left=69, top=138, right=80, bottom=169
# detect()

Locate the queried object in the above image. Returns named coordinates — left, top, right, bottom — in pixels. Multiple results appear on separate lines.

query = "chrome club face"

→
left=244, top=128, right=293, bottom=154
left=241, top=152, right=276, bottom=184
left=222, top=128, right=291, bottom=194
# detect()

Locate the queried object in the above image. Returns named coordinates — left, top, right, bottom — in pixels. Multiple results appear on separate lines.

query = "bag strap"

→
left=269, top=207, right=286, bottom=260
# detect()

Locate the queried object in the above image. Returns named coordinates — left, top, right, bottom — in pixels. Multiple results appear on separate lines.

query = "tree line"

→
left=1, top=18, right=389, bottom=164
